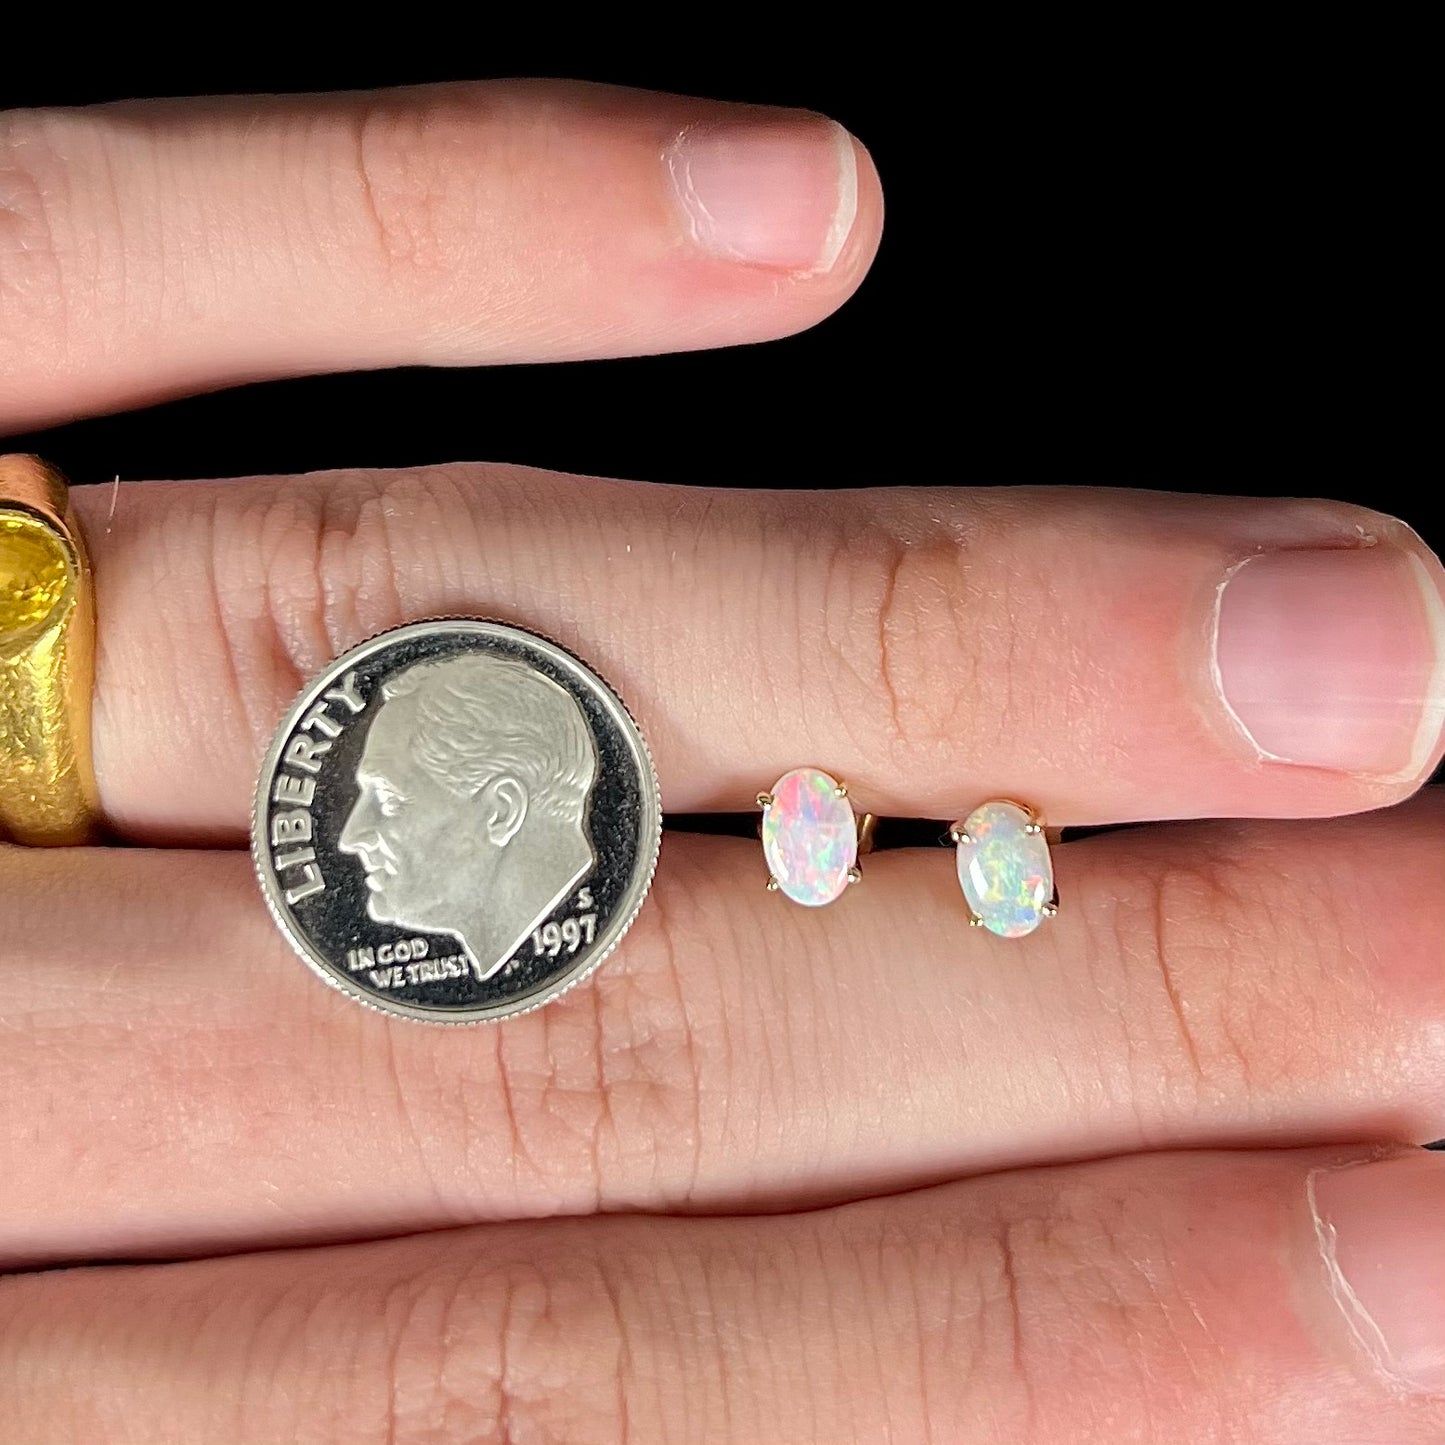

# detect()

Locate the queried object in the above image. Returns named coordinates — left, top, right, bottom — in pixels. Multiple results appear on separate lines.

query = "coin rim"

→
left=251, top=618, right=662, bottom=1024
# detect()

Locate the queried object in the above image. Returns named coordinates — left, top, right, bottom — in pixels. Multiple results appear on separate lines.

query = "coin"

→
left=252, top=619, right=661, bottom=1023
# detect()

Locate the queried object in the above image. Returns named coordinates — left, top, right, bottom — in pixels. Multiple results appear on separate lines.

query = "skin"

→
left=2, top=80, right=1444, bottom=1443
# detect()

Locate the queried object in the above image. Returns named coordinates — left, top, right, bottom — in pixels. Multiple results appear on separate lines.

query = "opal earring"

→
left=948, top=800, right=1058, bottom=937
left=758, top=767, right=875, bottom=906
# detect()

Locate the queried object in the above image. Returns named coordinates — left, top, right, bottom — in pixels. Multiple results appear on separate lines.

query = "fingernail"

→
left=1214, top=544, right=1445, bottom=777
left=1310, top=1152, right=1445, bottom=1394
left=665, top=117, right=859, bottom=274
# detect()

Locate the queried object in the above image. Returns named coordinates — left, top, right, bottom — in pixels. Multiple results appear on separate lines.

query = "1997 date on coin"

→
left=530, top=891, right=598, bottom=957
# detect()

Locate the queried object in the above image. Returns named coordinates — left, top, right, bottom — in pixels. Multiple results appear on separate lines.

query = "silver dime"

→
left=252, top=620, right=661, bottom=1023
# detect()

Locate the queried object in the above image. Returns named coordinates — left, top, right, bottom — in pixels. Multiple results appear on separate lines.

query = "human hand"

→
left=3, top=79, right=1444, bottom=1443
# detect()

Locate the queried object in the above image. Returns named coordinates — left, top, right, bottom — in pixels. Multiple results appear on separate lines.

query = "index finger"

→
left=1, top=80, right=880, bottom=431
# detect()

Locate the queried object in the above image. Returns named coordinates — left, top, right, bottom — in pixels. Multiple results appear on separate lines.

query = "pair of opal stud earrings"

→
left=757, top=766, right=1058, bottom=938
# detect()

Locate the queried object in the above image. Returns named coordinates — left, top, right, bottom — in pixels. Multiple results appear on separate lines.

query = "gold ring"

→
left=0, top=454, right=100, bottom=844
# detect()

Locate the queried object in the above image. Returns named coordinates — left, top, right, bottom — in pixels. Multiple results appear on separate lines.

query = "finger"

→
left=6, top=1147, right=1444, bottom=1443
left=5, top=796, right=1443, bottom=1267
left=0, top=80, right=881, bottom=431
left=72, top=469, right=1445, bottom=842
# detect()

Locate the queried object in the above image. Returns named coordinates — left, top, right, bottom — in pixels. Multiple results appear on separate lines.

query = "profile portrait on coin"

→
left=338, top=652, right=599, bottom=981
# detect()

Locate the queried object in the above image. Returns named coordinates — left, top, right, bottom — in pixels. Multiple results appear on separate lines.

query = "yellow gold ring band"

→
left=0, top=454, right=100, bottom=845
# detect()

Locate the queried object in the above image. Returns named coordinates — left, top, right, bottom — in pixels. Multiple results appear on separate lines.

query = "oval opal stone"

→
left=955, top=801, right=1053, bottom=937
left=761, top=767, right=858, bottom=907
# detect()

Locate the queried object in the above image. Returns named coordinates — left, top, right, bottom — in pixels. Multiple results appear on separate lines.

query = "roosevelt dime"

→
left=252, top=620, right=661, bottom=1023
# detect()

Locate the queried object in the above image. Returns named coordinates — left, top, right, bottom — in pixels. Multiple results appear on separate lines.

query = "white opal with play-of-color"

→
left=955, top=801, right=1053, bottom=937
left=761, top=767, right=857, bottom=907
